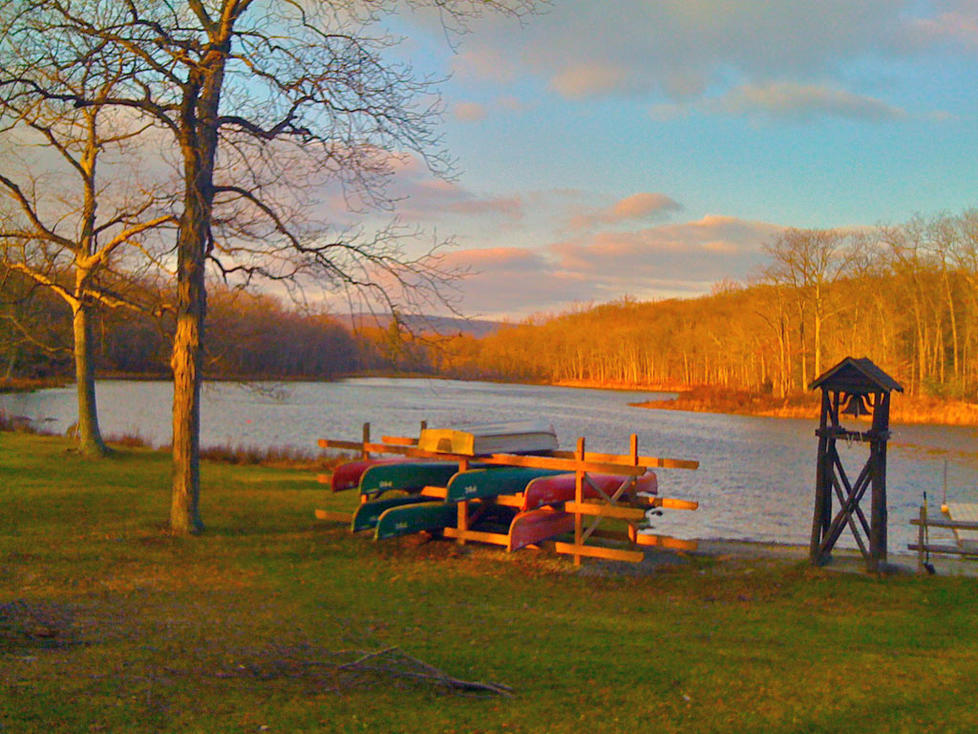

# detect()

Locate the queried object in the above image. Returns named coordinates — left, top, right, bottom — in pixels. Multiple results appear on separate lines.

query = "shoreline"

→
left=631, top=390, right=978, bottom=427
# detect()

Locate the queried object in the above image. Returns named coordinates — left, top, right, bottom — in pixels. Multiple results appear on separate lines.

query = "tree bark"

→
left=72, top=297, right=108, bottom=457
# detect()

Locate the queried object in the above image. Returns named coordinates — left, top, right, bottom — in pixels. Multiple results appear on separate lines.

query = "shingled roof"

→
left=809, top=356, right=904, bottom=393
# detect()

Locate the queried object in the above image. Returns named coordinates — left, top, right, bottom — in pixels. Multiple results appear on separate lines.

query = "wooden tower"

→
left=809, top=357, right=903, bottom=572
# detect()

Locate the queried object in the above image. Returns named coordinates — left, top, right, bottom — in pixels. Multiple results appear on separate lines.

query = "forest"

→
left=3, top=209, right=978, bottom=403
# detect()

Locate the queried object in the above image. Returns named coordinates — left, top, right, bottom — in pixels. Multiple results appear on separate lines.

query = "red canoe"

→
left=330, top=458, right=404, bottom=492
left=507, top=508, right=576, bottom=552
left=520, top=471, right=657, bottom=511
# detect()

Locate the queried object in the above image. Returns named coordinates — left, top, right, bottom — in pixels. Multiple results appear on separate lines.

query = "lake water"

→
left=3, top=377, right=977, bottom=553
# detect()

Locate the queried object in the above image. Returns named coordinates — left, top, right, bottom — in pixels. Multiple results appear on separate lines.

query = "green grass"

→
left=2, top=431, right=977, bottom=733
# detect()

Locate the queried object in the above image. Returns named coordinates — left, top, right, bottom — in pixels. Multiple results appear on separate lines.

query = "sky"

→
left=345, top=0, right=978, bottom=321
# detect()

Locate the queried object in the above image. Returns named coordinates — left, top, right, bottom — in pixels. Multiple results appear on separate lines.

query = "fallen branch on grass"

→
left=337, top=646, right=514, bottom=697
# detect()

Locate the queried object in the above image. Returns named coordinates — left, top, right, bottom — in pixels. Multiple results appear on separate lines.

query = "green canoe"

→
left=358, top=461, right=460, bottom=497
left=445, top=467, right=563, bottom=503
left=351, top=494, right=432, bottom=533
left=374, top=501, right=459, bottom=540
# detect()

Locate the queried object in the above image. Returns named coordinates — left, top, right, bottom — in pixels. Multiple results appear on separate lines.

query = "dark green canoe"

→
left=445, top=467, right=563, bottom=502
left=374, top=501, right=459, bottom=540
left=350, top=494, right=432, bottom=533
left=358, top=461, right=460, bottom=497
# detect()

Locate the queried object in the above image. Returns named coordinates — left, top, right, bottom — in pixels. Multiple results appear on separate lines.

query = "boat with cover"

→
left=417, top=420, right=558, bottom=456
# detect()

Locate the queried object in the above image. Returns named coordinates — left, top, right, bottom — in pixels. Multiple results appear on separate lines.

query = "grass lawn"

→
left=2, top=431, right=976, bottom=733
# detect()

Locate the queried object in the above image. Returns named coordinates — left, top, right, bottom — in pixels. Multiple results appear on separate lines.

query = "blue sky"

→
left=361, top=2, right=978, bottom=319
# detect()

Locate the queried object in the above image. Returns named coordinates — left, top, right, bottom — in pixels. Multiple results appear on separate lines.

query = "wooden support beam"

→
left=907, top=543, right=978, bottom=556
left=627, top=525, right=698, bottom=551
left=565, top=501, right=648, bottom=521
left=442, top=527, right=510, bottom=546
left=420, top=485, right=448, bottom=499
left=647, top=497, right=699, bottom=511
left=553, top=542, right=644, bottom=563
left=314, top=509, right=353, bottom=523
left=317, top=439, right=653, bottom=475
left=548, top=449, right=699, bottom=470
left=380, top=436, right=417, bottom=446
left=910, top=518, right=978, bottom=530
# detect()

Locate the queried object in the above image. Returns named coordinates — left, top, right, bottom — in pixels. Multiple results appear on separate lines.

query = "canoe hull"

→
left=330, top=458, right=398, bottom=493
left=374, top=502, right=459, bottom=540
left=445, top=467, right=562, bottom=502
left=351, top=495, right=431, bottom=533
left=358, top=461, right=459, bottom=497
left=521, top=471, right=657, bottom=511
left=507, top=509, right=575, bottom=552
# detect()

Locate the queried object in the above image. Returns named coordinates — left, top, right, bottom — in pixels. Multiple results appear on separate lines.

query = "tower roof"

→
left=809, top=356, right=904, bottom=393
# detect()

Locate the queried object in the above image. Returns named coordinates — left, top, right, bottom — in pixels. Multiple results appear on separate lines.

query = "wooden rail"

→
left=908, top=505, right=978, bottom=572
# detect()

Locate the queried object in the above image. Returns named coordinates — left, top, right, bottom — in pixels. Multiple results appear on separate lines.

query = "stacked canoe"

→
left=316, top=420, right=699, bottom=561
left=327, top=456, right=660, bottom=551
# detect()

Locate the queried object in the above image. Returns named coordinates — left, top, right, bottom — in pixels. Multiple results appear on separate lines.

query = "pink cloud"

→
left=430, top=214, right=784, bottom=318
left=570, top=192, right=682, bottom=230
left=453, top=101, right=488, bottom=122
left=549, top=63, right=631, bottom=98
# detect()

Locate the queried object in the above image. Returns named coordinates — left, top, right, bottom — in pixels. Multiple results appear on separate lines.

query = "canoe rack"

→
left=315, top=422, right=700, bottom=565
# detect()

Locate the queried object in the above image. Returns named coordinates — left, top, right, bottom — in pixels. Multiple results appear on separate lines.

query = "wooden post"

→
left=917, top=503, right=926, bottom=574
left=361, top=422, right=370, bottom=460
left=810, top=390, right=832, bottom=564
left=455, top=456, right=470, bottom=546
left=573, top=437, right=585, bottom=566
left=868, top=391, right=890, bottom=572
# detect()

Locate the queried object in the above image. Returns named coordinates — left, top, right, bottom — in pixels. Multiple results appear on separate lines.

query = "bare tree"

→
left=0, top=22, right=176, bottom=456
left=4, top=0, right=535, bottom=532
left=762, top=228, right=853, bottom=387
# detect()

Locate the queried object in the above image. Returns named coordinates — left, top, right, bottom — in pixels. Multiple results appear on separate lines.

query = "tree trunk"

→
left=72, top=299, right=108, bottom=457
left=170, top=238, right=206, bottom=534
left=169, top=41, right=228, bottom=535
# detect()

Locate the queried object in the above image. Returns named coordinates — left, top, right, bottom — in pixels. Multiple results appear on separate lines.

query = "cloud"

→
left=569, top=192, right=683, bottom=230
left=438, top=215, right=783, bottom=318
left=443, top=246, right=601, bottom=317
left=549, top=63, right=632, bottom=99
left=713, top=82, right=906, bottom=122
left=435, top=0, right=978, bottom=127
left=453, top=101, right=487, bottom=122
left=551, top=215, right=781, bottom=281
left=904, top=2, right=978, bottom=50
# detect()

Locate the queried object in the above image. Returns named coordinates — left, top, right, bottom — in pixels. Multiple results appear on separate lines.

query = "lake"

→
left=3, top=377, right=977, bottom=553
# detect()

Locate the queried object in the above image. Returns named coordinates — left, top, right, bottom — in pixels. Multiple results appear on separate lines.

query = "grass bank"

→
left=2, top=432, right=978, bottom=732
left=631, top=385, right=978, bottom=426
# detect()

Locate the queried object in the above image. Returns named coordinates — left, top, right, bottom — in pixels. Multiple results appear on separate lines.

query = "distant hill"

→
left=337, top=313, right=503, bottom=339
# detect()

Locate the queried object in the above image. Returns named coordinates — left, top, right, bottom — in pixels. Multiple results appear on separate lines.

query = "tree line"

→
left=7, top=209, right=978, bottom=403
left=7, top=208, right=978, bottom=403
left=434, top=210, right=978, bottom=400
